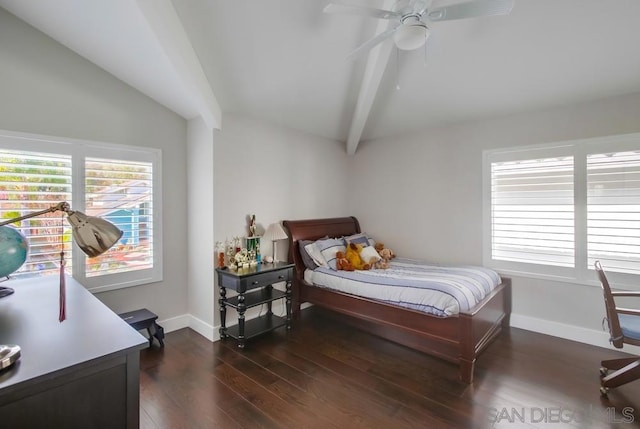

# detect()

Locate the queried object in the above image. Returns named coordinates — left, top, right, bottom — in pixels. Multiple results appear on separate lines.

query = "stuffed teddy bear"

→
left=375, top=242, right=395, bottom=259
left=335, top=251, right=354, bottom=271
left=373, top=242, right=395, bottom=269
left=345, top=242, right=371, bottom=270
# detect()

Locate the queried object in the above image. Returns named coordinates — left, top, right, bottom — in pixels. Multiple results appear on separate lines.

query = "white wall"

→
left=0, top=8, right=189, bottom=322
left=187, top=117, right=215, bottom=339
left=349, top=92, right=640, bottom=348
left=213, top=114, right=350, bottom=325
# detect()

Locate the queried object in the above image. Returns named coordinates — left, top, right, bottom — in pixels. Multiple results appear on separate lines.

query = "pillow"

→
left=314, top=237, right=346, bottom=270
left=304, top=242, right=327, bottom=267
left=344, top=232, right=375, bottom=247
left=360, top=245, right=381, bottom=264
left=298, top=240, right=319, bottom=270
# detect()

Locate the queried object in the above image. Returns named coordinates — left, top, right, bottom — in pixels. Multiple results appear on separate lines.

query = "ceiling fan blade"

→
left=410, top=0, right=430, bottom=13
left=346, top=26, right=398, bottom=59
left=323, top=2, right=401, bottom=20
left=426, top=0, right=514, bottom=22
left=415, top=0, right=431, bottom=16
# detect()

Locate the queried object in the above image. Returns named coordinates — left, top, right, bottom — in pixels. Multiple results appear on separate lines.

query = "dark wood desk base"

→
left=0, top=276, right=147, bottom=428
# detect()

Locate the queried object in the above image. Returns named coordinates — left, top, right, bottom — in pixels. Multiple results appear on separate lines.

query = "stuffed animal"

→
left=373, top=256, right=388, bottom=270
left=375, top=242, right=396, bottom=259
left=335, top=251, right=354, bottom=271
left=379, top=248, right=394, bottom=261
left=345, top=242, right=371, bottom=270
left=373, top=242, right=395, bottom=269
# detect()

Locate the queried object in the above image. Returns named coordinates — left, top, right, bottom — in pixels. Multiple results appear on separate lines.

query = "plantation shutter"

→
left=587, top=151, right=640, bottom=275
left=0, top=149, right=72, bottom=278
left=84, top=157, right=154, bottom=277
left=490, top=156, right=575, bottom=267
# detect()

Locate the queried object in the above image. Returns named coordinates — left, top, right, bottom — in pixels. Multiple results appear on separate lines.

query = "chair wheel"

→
left=599, top=367, right=608, bottom=377
left=600, top=386, right=609, bottom=396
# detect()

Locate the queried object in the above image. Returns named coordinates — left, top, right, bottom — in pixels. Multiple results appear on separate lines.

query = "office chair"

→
left=594, top=261, right=640, bottom=396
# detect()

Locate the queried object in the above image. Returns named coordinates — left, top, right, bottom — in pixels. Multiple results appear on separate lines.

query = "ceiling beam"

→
left=135, top=0, right=222, bottom=130
left=346, top=0, right=396, bottom=155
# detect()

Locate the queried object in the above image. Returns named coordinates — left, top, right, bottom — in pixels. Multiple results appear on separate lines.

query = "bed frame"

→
left=283, top=216, right=511, bottom=384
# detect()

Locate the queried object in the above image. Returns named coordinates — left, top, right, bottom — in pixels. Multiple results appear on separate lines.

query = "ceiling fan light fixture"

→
left=393, top=20, right=429, bottom=51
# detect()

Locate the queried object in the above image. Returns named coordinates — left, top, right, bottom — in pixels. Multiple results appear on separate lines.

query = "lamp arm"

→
left=0, top=202, right=71, bottom=227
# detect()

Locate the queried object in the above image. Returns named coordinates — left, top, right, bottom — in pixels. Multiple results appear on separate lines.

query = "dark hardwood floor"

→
left=139, top=308, right=640, bottom=428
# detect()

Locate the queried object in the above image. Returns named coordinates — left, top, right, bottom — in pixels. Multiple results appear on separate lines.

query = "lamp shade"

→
left=0, top=201, right=123, bottom=276
left=264, top=222, right=288, bottom=263
left=263, top=222, right=288, bottom=242
left=66, top=210, right=124, bottom=258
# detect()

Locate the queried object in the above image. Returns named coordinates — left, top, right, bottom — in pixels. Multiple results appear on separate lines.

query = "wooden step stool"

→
left=118, top=308, right=165, bottom=347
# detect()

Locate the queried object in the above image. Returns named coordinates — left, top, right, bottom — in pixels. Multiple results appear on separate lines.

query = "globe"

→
left=0, top=225, right=29, bottom=279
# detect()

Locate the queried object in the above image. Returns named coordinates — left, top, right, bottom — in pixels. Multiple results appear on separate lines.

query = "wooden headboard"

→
left=282, top=216, right=360, bottom=282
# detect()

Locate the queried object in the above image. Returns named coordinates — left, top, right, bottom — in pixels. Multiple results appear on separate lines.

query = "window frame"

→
left=483, top=132, right=640, bottom=289
left=0, top=129, right=163, bottom=292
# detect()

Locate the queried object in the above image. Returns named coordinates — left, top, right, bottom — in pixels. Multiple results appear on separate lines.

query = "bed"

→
left=283, top=216, right=511, bottom=384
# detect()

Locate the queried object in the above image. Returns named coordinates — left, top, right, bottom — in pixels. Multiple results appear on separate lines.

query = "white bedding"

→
left=303, top=258, right=501, bottom=317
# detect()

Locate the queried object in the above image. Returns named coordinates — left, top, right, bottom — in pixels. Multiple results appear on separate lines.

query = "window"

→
left=0, top=150, right=73, bottom=276
left=490, top=155, right=574, bottom=268
left=84, top=157, right=154, bottom=278
left=0, top=130, right=162, bottom=292
left=484, top=133, right=640, bottom=286
left=587, top=151, right=640, bottom=275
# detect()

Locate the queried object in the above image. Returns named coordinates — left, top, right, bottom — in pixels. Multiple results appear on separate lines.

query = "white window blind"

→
left=84, top=157, right=154, bottom=278
left=587, top=151, right=640, bottom=275
left=0, top=149, right=73, bottom=278
left=490, top=156, right=575, bottom=267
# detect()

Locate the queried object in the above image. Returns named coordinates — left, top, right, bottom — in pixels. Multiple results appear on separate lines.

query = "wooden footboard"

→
left=459, top=277, right=511, bottom=383
left=283, top=216, right=512, bottom=383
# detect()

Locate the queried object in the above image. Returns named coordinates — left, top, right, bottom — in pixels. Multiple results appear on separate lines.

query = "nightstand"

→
left=215, top=261, right=294, bottom=348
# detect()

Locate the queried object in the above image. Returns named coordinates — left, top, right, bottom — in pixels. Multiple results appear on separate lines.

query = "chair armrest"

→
left=616, top=307, right=640, bottom=316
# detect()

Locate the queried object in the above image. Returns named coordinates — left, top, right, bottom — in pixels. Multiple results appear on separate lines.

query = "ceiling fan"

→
left=324, top=0, right=515, bottom=57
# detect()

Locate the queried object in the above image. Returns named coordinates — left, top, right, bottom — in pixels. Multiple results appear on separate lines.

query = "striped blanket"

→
left=307, top=258, right=501, bottom=316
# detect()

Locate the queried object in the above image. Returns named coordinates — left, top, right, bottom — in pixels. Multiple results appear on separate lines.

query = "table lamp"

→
left=263, top=222, right=288, bottom=263
left=0, top=201, right=123, bottom=369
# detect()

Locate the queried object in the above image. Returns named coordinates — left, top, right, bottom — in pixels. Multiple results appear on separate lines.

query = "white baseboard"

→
left=188, top=314, right=219, bottom=342
left=510, top=313, right=640, bottom=354
left=156, top=313, right=214, bottom=340
left=157, top=314, right=190, bottom=333
left=157, top=313, right=219, bottom=342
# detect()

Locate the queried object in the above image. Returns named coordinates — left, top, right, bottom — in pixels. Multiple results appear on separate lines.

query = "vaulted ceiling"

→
left=2, top=0, right=640, bottom=153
